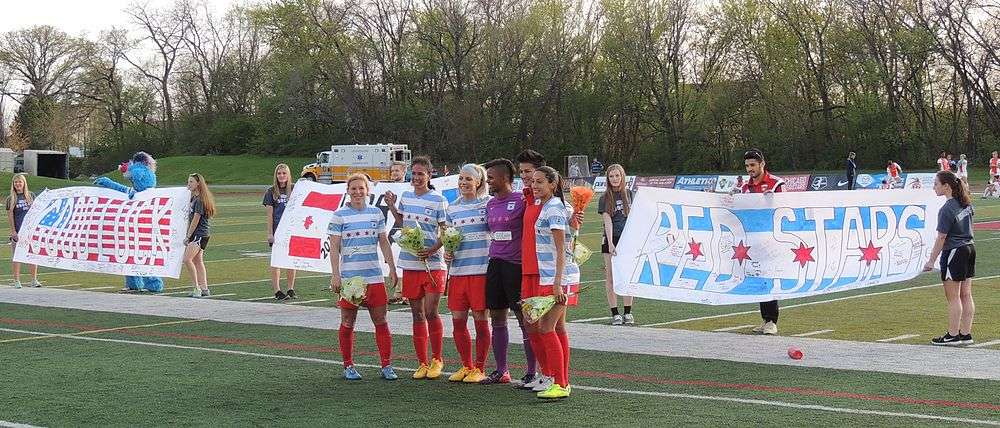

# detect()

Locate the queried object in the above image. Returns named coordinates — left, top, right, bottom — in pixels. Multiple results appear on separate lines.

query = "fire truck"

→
left=301, top=144, right=411, bottom=183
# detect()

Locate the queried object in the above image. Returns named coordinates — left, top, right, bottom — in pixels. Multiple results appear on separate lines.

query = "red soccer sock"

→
left=529, top=332, right=549, bottom=376
left=375, top=323, right=393, bottom=368
left=428, top=317, right=444, bottom=361
left=557, top=330, right=570, bottom=386
left=338, top=324, right=354, bottom=368
left=452, top=318, right=473, bottom=368
left=474, top=319, right=491, bottom=370
left=542, top=331, right=565, bottom=388
left=412, top=320, right=429, bottom=365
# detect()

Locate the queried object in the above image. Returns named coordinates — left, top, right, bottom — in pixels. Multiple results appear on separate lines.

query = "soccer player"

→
left=923, top=171, right=976, bottom=346
left=937, top=152, right=950, bottom=172
left=481, top=158, right=526, bottom=385
left=990, top=152, right=998, bottom=183
left=741, top=149, right=784, bottom=335
left=957, top=154, right=969, bottom=184
left=329, top=174, right=399, bottom=380
left=886, top=160, right=902, bottom=187
left=384, top=156, right=449, bottom=379
left=444, top=164, right=492, bottom=383
left=530, top=166, right=580, bottom=399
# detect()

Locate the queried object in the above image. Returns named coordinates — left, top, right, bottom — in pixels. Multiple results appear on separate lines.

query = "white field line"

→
left=0, top=420, right=44, bottom=428
left=163, top=274, right=327, bottom=291
left=571, top=316, right=611, bottom=323
left=968, top=339, right=1000, bottom=349
left=712, top=325, right=756, bottom=332
left=40, top=284, right=81, bottom=289
left=792, top=329, right=835, bottom=338
left=1, top=327, right=996, bottom=427
left=876, top=334, right=921, bottom=343
left=204, top=293, right=237, bottom=299
left=241, top=296, right=277, bottom=301
left=285, top=299, right=329, bottom=305
left=644, top=274, right=1000, bottom=328
left=81, top=286, right=115, bottom=291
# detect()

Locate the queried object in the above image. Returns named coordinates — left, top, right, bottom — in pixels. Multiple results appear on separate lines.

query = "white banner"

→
left=13, top=186, right=192, bottom=278
left=593, top=176, right=637, bottom=192
left=270, top=176, right=459, bottom=274
left=613, top=187, right=944, bottom=305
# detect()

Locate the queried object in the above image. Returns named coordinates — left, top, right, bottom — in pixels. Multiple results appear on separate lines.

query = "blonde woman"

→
left=265, top=164, right=297, bottom=300
left=185, top=173, right=217, bottom=298
left=599, top=164, right=635, bottom=325
left=6, top=174, right=38, bottom=288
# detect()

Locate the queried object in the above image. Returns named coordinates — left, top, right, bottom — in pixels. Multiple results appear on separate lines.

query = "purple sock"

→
left=519, top=324, right=537, bottom=376
left=491, top=322, right=509, bottom=373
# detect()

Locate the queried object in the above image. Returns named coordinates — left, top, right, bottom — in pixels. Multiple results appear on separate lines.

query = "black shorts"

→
left=601, top=234, right=622, bottom=254
left=940, top=244, right=975, bottom=282
left=486, top=258, right=522, bottom=311
left=189, top=235, right=210, bottom=250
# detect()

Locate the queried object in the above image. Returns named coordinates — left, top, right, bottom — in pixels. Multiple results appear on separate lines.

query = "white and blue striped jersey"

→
left=398, top=190, right=449, bottom=271
left=535, top=197, right=580, bottom=286
left=446, top=196, right=492, bottom=276
left=328, top=205, right=386, bottom=285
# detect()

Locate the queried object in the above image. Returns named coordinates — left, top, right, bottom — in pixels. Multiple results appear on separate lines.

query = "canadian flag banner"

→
left=270, top=176, right=459, bottom=274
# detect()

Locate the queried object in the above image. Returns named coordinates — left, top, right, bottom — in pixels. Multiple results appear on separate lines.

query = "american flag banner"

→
left=13, top=187, right=192, bottom=278
left=270, top=176, right=459, bottom=274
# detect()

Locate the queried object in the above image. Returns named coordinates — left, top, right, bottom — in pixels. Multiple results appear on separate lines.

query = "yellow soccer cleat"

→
left=536, top=383, right=570, bottom=399
left=449, top=366, right=472, bottom=382
left=426, top=358, right=444, bottom=379
left=462, top=368, right=486, bottom=383
left=412, top=363, right=430, bottom=380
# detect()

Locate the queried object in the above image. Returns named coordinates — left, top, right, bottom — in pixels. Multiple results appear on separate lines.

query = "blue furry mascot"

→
left=94, top=152, right=165, bottom=293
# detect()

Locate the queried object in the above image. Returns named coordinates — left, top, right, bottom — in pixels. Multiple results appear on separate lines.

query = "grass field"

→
left=1, top=186, right=998, bottom=426
left=98, top=155, right=315, bottom=185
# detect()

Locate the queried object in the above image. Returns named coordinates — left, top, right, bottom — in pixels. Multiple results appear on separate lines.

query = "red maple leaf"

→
left=859, top=240, right=882, bottom=265
left=686, top=239, right=703, bottom=260
left=731, top=240, right=752, bottom=265
left=791, top=242, right=815, bottom=267
left=304, top=216, right=314, bottom=230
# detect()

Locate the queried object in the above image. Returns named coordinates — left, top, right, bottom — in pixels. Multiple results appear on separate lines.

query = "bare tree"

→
left=0, top=26, right=86, bottom=99
left=122, top=2, right=189, bottom=136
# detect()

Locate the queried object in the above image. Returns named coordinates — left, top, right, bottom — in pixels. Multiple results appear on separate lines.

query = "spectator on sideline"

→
left=6, top=173, right=38, bottom=289
left=387, top=161, right=408, bottom=305
left=886, top=160, right=902, bottom=187
left=185, top=173, right=216, bottom=298
left=846, top=152, right=857, bottom=190
left=264, top=164, right=297, bottom=300
left=938, top=152, right=950, bottom=172
left=590, top=158, right=604, bottom=176
left=957, top=154, right=969, bottom=184
left=599, top=164, right=636, bottom=325
left=924, top=171, right=976, bottom=346
left=740, top=149, right=784, bottom=335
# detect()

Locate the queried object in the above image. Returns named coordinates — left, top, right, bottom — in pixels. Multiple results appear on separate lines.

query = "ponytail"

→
left=937, top=171, right=971, bottom=207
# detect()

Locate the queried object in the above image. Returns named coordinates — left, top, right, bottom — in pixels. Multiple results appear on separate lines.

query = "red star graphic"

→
left=731, top=240, right=752, bottom=265
left=791, top=242, right=815, bottom=267
left=303, top=216, right=314, bottom=230
left=686, top=239, right=703, bottom=260
left=859, top=240, right=882, bottom=265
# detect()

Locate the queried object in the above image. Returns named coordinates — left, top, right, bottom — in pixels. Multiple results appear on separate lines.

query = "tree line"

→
left=0, top=0, right=997, bottom=175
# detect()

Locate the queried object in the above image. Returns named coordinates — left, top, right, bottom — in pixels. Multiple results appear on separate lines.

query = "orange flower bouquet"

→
left=568, top=186, right=594, bottom=230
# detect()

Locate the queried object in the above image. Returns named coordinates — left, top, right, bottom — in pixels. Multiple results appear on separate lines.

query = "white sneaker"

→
left=31, top=280, right=41, bottom=288
left=761, top=321, right=778, bottom=335
left=611, top=314, right=623, bottom=326
left=522, top=373, right=543, bottom=390
left=189, top=288, right=203, bottom=298
left=13, top=281, right=22, bottom=289
left=623, top=313, right=635, bottom=325
left=532, top=376, right=554, bottom=392
left=202, top=288, right=211, bottom=297
left=751, top=322, right=766, bottom=334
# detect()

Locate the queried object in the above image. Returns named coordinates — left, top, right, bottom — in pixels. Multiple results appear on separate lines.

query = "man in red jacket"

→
left=741, top=149, right=784, bottom=335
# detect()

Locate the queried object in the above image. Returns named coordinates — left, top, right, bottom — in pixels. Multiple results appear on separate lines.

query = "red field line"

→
left=974, top=220, right=1000, bottom=231
left=2, top=316, right=998, bottom=412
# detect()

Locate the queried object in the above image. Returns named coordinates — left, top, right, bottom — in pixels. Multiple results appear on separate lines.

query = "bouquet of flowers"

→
left=568, top=185, right=595, bottom=229
left=573, top=241, right=593, bottom=265
left=340, top=276, right=367, bottom=306
left=520, top=286, right=589, bottom=324
left=442, top=227, right=463, bottom=254
left=394, top=226, right=439, bottom=288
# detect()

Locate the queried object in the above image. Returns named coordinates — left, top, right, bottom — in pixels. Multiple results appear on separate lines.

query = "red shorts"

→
left=521, top=274, right=540, bottom=300
left=447, top=275, right=487, bottom=312
left=536, top=283, right=580, bottom=306
left=338, top=283, right=388, bottom=309
left=402, top=270, right=447, bottom=300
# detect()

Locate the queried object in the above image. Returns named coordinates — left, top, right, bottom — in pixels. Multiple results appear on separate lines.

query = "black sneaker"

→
left=960, top=333, right=974, bottom=345
left=478, top=370, right=511, bottom=385
left=931, top=333, right=963, bottom=346
left=286, top=289, right=297, bottom=299
left=274, top=290, right=288, bottom=301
